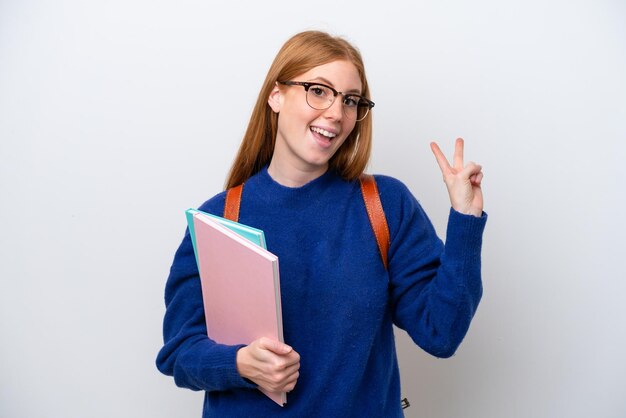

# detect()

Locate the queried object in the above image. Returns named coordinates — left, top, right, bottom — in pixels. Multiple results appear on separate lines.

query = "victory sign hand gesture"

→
left=430, top=138, right=484, bottom=217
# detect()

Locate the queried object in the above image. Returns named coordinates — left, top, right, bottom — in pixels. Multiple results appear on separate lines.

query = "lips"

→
left=310, top=126, right=337, bottom=139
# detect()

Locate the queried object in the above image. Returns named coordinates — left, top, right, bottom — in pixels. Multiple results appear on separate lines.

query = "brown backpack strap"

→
left=223, top=183, right=244, bottom=222
left=359, top=174, right=390, bottom=270
left=223, top=176, right=390, bottom=269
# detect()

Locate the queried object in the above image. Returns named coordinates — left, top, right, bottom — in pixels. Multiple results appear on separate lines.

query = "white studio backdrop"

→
left=1, top=1, right=625, bottom=417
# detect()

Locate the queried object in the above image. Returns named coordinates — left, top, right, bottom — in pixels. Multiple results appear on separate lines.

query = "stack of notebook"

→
left=185, top=209, right=286, bottom=406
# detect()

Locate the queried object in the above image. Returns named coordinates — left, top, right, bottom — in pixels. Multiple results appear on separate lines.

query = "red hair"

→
left=225, top=31, right=373, bottom=189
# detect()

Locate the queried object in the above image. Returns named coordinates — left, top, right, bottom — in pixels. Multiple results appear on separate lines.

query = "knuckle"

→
left=272, top=371, right=286, bottom=383
left=261, top=363, right=274, bottom=375
left=274, top=357, right=288, bottom=369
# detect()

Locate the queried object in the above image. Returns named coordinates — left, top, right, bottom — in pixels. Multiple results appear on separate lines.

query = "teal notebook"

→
left=186, top=208, right=267, bottom=268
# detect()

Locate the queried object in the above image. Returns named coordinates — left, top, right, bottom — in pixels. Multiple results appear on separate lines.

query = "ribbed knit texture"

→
left=156, top=167, right=487, bottom=417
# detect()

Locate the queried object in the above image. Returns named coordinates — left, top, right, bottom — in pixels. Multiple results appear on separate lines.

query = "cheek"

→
left=342, top=121, right=357, bottom=139
left=336, top=122, right=358, bottom=149
left=336, top=130, right=354, bottom=150
left=278, top=108, right=305, bottom=132
left=283, top=106, right=319, bottom=131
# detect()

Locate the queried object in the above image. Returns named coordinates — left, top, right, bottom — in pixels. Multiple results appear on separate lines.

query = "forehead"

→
left=295, top=60, right=362, bottom=92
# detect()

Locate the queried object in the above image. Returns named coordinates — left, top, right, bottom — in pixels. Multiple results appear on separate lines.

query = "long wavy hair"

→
left=225, top=31, right=373, bottom=189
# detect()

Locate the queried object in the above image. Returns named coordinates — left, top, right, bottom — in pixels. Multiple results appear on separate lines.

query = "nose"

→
left=323, top=95, right=343, bottom=121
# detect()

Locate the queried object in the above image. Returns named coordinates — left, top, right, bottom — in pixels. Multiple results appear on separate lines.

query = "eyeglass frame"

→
left=277, top=80, right=375, bottom=121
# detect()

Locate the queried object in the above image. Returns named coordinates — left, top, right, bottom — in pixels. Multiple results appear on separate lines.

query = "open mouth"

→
left=310, top=126, right=337, bottom=139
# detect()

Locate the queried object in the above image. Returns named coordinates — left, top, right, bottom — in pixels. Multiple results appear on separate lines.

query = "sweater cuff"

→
left=196, top=342, right=258, bottom=390
left=444, top=208, right=487, bottom=260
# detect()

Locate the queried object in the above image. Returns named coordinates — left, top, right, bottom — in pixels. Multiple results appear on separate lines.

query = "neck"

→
left=267, top=159, right=328, bottom=188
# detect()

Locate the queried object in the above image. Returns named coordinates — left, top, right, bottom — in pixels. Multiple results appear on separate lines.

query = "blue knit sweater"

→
left=156, top=167, right=487, bottom=417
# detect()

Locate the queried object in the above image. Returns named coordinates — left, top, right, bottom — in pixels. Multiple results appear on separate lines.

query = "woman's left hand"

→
left=430, top=138, right=484, bottom=217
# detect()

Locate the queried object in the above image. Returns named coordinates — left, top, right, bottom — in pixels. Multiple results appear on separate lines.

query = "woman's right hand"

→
left=236, top=337, right=301, bottom=393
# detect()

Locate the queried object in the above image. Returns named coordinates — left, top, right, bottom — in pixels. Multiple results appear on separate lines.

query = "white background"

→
left=1, top=1, right=625, bottom=417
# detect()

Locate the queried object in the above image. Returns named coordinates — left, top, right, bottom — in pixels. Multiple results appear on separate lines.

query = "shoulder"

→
left=369, top=173, right=432, bottom=236
left=370, top=174, right=420, bottom=210
left=194, top=168, right=267, bottom=216
left=371, top=174, right=412, bottom=196
left=196, top=190, right=228, bottom=216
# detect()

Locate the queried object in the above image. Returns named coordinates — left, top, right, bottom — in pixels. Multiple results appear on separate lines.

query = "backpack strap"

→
left=223, top=183, right=243, bottom=222
left=223, top=175, right=390, bottom=270
left=359, top=174, right=390, bottom=270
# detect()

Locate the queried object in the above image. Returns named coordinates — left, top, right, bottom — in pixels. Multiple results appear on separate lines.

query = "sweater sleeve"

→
left=379, top=176, right=487, bottom=358
left=155, top=201, right=258, bottom=392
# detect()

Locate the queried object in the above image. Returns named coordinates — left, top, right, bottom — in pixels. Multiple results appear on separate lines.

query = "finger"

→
left=258, top=337, right=292, bottom=355
left=454, top=137, right=464, bottom=170
left=282, top=360, right=300, bottom=373
left=472, top=171, right=484, bottom=185
left=272, top=351, right=300, bottom=370
left=460, top=162, right=482, bottom=180
left=284, top=371, right=300, bottom=391
left=286, top=349, right=300, bottom=365
left=265, top=364, right=300, bottom=392
left=430, top=142, right=452, bottom=175
left=269, top=362, right=299, bottom=383
left=457, top=162, right=482, bottom=181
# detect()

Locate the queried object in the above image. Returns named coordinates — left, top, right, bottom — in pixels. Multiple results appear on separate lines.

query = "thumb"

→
left=258, top=337, right=292, bottom=355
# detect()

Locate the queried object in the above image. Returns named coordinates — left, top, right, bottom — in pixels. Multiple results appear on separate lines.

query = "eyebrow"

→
left=307, top=76, right=362, bottom=95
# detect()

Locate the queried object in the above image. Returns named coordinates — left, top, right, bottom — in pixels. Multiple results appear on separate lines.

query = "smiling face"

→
left=267, top=60, right=362, bottom=186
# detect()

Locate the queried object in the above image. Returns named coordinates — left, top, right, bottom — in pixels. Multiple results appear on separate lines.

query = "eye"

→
left=309, top=85, right=330, bottom=98
left=343, top=95, right=360, bottom=108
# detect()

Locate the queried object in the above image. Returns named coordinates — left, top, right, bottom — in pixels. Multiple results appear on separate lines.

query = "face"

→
left=268, top=60, right=362, bottom=179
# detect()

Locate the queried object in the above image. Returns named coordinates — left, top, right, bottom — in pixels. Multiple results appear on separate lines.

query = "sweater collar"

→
left=259, top=166, right=336, bottom=192
left=244, top=166, right=341, bottom=208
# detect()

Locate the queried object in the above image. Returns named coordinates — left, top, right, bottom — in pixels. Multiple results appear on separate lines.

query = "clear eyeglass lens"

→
left=305, top=84, right=369, bottom=121
left=306, top=85, right=334, bottom=109
left=356, top=105, right=369, bottom=121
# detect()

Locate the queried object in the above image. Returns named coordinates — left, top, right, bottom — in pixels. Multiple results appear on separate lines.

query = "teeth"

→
left=311, top=127, right=336, bottom=138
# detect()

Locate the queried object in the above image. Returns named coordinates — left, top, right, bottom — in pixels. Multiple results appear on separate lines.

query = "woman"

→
left=156, top=30, right=487, bottom=417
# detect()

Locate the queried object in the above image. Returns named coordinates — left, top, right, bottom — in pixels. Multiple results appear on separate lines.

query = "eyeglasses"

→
left=277, top=80, right=375, bottom=122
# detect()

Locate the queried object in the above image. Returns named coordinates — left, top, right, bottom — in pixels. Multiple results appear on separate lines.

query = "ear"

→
left=267, top=83, right=282, bottom=113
